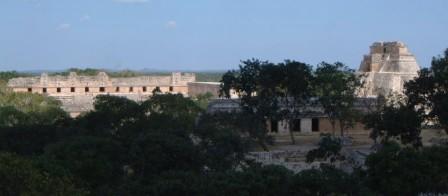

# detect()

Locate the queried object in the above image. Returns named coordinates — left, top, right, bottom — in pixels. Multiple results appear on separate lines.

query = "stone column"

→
left=300, top=118, right=312, bottom=133
left=278, top=120, right=290, bottom=134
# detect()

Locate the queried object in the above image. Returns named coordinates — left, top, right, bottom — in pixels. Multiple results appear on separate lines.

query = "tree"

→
left=291, top=164, right=369, bottom=195
left=306, top=133, right=343, bottom=163
left=220, top=60, right=273, bottom=150
left=405, top=48, right=448, bottom=132
left=204, top=164, right=294, bottom=196
left=279, top=60, right=314, bottom=144
left=0, top=106, right=28, bottom=127
left=0, top=71, right=32, bottom=92
left=365, top=142, right=448, bottom=195
left=141, top=93, right=202, bottom=131
left=313, top=62, right=361, bottom=136
left=128, top=129, right=204, bottom=182
left=194, top=92, right=214, bottom=110
left=75, top=95, right=142, bottom=138
left=195, top=113, right=250, bottom=171
left=0, top=90, right=69, bottom=126
left=43, top=136, right=126, bottom=195
left=220, top=59, right=314, bottom=147
left=0, top=152, right=86, bottom=196
left=152, top=86, right=162, bottom=95
left=363, top=100, right=423, bottom=147
left=0, top=125, right=73, bottom=156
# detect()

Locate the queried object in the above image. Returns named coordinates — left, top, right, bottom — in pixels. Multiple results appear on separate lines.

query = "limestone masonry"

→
left=357, top=41, right=420, bottom=97
left=7, top=72, right=195, bottom=117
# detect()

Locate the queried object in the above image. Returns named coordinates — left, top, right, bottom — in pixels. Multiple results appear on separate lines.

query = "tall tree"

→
left=220, top=59, right=314, bottom=146
left=405, top=48, right=448, bottom=132
left=0, top=152, right=86, bottom=195
left=220, top=59, right=275, bottom=150
left=313, top=62, right=361, bottom=136
left=280, top=60, right=314, bottom=144
left=363, top=100, right=423, bottom=147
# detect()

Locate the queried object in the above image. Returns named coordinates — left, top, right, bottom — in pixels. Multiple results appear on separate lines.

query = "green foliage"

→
left=152, top=86, right=162, bottom=94
left=405, top=48, right=448, bottom=132
left=196, top=113, right=250, bottom=171
left=365, top=142, right=448, bottom=195
left=0, top=71, right=32, bottom=83
left=76, top=95, right=142, bottom=136
left=194, top=92, right=214, bottom=110
left=0, top=125, right=73, bottom=156
left=50, top=68, right=101, bottom=76
left=49, top=68, right=223, bottom=81
left=108, top=69, right=143, bottom=77
left=195, top=72, right=224, bottom=82
left=44, top=136, right=126, bottom=195
left=0, top=152, right=87, bottom=196
left=0, top=89, right=68, bottom=127
left=313, top=62, right=361, bottom=136
left=363, top=101, right=423, bottom=147
left=142, top=93, right=202, bottom=130
left=291, top=164, right=369, bottom=195
left=306, top=133, right=343, bottom=163
left=220, top=59, right=315, bottom=146
left=1, top=50, right=448, bottom=195
left=145, top=171, right=205, bottom=196
left=129, top=129, right=203, bottom=180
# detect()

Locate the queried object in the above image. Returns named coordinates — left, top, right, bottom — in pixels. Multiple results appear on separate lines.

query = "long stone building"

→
left=7, top=72, right=195, bottom=117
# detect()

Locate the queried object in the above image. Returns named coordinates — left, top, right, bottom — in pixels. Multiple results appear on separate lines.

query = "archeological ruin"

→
left=7, top=72, right=195, bottom=117
left=7, top=41, right=421, bottom=118
left=357, top=41, right=420, bottom=97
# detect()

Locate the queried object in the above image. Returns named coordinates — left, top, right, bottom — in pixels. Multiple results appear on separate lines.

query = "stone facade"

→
left=357, top=41, right=420, bottom=97
left=7, top=72, right=195, bottom=117
left=206, top=98, right=375, bottom=135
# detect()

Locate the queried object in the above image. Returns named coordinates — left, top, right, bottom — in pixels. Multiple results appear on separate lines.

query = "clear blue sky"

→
left=0, top=0, right=447, bottom=71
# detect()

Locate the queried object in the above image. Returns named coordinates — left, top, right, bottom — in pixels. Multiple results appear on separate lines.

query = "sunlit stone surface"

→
left=357, top=41, right=420, bottom=97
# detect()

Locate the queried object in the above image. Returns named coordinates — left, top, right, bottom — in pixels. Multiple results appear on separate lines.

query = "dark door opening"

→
left=292, top=119, right=301, bottom=132
left=271, top=120, right=278, bottom=133
left=312, top=118, right=319, bottom=132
